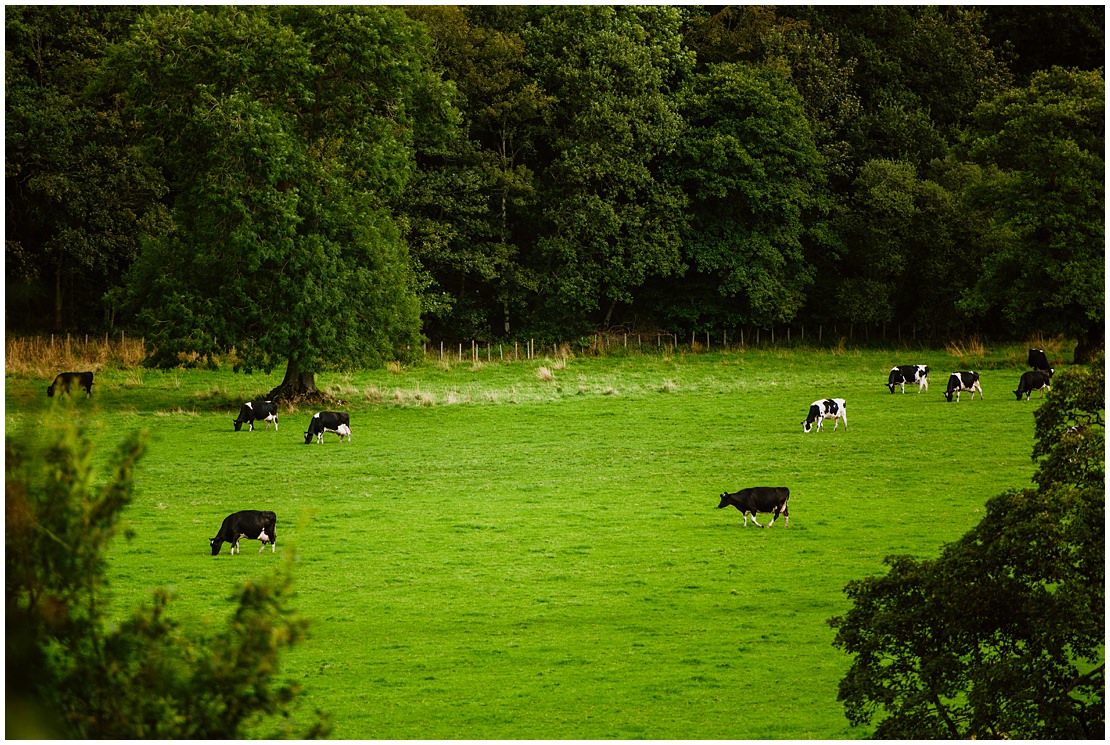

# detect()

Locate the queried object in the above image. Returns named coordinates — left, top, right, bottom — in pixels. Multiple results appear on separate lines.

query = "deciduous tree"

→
left=401, top=6, right=549, bottom=339
left=104, top=7, right=451, bottom=399
left=671, top=61, right=822, bottom=328
left=5, top=6, right=168, bottom=332
left=522, top=6, right=693, bottom=331
left=959, top=67, right=1105, bottom=362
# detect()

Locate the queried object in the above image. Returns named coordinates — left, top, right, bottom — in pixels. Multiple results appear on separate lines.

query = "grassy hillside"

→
left=5, top=344, right=1053, bottom=738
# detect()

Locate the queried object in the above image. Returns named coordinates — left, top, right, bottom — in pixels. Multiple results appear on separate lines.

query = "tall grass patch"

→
left=5, top=346, right=1045, bottom=738
left=6, top=333, right=146, bottom=376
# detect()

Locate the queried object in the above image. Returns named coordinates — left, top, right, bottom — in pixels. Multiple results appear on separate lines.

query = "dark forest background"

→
left=6, top=6, right=1104, bottom=361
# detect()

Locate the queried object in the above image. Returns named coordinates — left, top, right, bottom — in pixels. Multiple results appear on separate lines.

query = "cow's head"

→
left=210, top=537, right=223, bottom=556
left=717, top=493, right=731, bottom=509
left=303, top=431, right=313, bottom=444
left=233, top=419, right=244, bottom=432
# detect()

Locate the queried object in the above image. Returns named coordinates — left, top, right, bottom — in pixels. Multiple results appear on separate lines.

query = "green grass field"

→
left=5, top=344, right=1053, bottom=739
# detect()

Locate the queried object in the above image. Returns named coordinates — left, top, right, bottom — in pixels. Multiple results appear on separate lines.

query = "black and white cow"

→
left=802, top=398, right=847, bottom=433
left=944, top=371, right=983, bottom=402
left=1028, top=348, right=1050, bottom=371
left=233, top=399, right=279, bottom=431
left=304, top=411, right=351, bottom=444
left=210, top=510, right=277, bottom=556
left=1014, top=369, right=1053, bottom=400
left=47, top=371, right=94, bottom=398
left=886, top=365, right=929, bottom=394
left=717, top=487, right=791, bottom=528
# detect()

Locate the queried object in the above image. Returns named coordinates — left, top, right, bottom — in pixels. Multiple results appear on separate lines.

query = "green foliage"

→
left=960, top=67, right=1105, bottom=346
left=831, top=158, right=977, bottom=329
left=104, top=6, right=444, bottom=375
left=5, top=6, right=169, bottom=331
left=401, top=5, right=549, bottom=339
left=5, top=410, right=328, bottom=738
left=5, top=5, right=1104, bottom=346
left=674, top=61, right=821, bottom=326
left=829, top=359, right=1105, bottom=738
left=1032, top=356, right=1105, bottom=491
left=523, top=6, right=693, bottom=327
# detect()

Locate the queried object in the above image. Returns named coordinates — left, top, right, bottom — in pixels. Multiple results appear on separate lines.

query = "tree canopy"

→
left=959, top=66, right=1105, bottom=361
left=5, top=5, right=1104, bottom=359
left=98, top=6, right=452, bottom=397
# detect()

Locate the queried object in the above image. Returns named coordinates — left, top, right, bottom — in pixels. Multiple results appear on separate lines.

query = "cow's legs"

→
left=747, top=512, right=764, bottom=528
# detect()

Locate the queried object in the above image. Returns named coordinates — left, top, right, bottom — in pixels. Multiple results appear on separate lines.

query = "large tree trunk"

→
left=1073, top=321, right=1104, bottom=365
left=267, top=358, right=324, bottom=405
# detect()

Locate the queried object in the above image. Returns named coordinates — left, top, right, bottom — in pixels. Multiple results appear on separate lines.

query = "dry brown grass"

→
left=6, top=333, right=146, bottom=376
left=945, top=336, right=986, bottom=359
left=945, top=336, right=989, bottom=369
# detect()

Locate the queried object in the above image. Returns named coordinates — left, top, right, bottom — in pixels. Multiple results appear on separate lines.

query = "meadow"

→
left=4, top=340, right=1059, bottom=739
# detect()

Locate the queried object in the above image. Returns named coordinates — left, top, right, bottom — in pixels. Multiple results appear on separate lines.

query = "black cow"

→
left=1028, top=348, right=1050, bottom=371
left=233, top=399, right=279, bottom=431
left=1014, top=369, right=1053, bottom=400
left=944, top=371, right=983, bottom=402
left=210, top=510, right=277, bottom=556
left=304, top=411, right=351, bottom=444
left=887, top=365, right=929, bottom=394
left=47, top=371, right=93, bottom=398
left=717, top=487, right=791, bottom=528
left=802, top=398, right=847, bottom=433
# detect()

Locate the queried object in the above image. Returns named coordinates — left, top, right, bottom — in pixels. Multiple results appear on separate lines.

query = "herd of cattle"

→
left=44, top=347, right=1058, bottom=548
left=723, top=347, right=1057, bottom=530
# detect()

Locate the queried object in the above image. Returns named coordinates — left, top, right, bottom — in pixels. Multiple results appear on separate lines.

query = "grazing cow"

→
left=210, top=510, right=277, bottom=556
left=47, top=371, right=94, bottom=398
left=802, top=398, right=847, bottom=433
left=1014, top=369, right=1053, bottom=400
left=1028, top=348, right=1050, bottom=371
left=233, top=399, right=279, bottom=431
left=887, top=364, right=929, bottom=394
left=304, top=411, right=351, bottom=444
left=717, top=487, right=791, bottom=528
left=944, top=371, right=983, bottom=402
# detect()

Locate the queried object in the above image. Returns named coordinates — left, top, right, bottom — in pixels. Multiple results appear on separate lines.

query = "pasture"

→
left=4, top=344, right=1051, bottom=739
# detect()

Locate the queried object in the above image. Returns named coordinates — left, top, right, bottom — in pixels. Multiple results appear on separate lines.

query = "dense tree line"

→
left=6, top=6, right=1104, bottom=385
